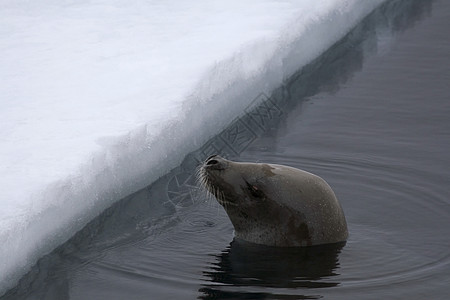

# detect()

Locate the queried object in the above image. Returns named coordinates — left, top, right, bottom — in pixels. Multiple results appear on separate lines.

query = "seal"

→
left=198, top=155, right=348, bottom=247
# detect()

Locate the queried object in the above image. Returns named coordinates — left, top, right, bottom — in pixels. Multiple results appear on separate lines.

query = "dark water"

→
left=3, top=0, right=450, bottom=299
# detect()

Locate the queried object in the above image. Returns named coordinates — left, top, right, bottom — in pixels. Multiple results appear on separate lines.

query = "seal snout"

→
left=204, top=155, right=228, bottom=170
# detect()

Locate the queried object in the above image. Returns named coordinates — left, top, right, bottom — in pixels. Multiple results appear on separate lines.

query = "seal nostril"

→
left=206, top=159, right=218, bottom=166
left=206, top=154, right=217, bottom=161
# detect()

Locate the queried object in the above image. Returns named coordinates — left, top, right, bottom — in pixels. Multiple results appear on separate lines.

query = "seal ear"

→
left=245, top=181, right=265, bottom=199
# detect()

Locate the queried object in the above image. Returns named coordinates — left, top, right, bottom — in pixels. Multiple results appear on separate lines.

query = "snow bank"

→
left=0, top=0, right=384, bottom=294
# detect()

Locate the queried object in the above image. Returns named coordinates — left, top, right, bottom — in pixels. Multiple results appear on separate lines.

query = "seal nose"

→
left=206, top=158, right=219, bottom=166
left=204, top=155, right=228, bottom=170
left=205, top=154, right=217, bottom=163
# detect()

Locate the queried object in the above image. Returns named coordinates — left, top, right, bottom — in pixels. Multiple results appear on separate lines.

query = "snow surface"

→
left=0, top=0, right=385, bottom=294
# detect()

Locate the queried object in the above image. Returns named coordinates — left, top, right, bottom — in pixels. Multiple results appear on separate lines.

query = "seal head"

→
left=199, top=155, right=348, bottom=247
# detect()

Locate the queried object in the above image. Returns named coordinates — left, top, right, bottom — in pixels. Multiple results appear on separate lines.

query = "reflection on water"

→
left=199, top=241, right=344, bottom=300
left=2, top=0, right=447, bottom=299
left=172, top=0, right=434, bottom=172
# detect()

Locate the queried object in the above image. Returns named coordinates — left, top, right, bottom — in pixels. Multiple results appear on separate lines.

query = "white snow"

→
left=0, top=0, right=384, bottom=294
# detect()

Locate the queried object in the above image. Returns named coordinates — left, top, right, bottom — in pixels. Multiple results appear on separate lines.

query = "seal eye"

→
left=246, top=181, right=265, bottom=199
